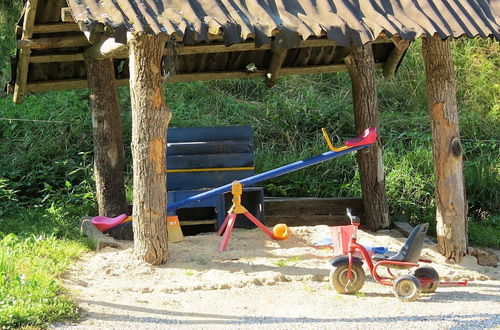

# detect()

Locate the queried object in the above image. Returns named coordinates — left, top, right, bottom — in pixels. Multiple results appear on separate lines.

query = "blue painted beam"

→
left=167, top=144, right=367, bottom=213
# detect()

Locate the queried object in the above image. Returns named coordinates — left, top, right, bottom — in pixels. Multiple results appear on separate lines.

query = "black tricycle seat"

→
left=371, top=223, right=429, bottom=267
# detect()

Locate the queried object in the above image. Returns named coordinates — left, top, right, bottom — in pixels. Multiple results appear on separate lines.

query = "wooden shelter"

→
left=7, top=0, right=499, bottom=264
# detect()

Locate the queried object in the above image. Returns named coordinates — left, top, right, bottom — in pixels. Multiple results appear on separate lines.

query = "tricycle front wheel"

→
left=329, top=263, right=366, bottom=294
left=393, top=275, right=422, bottom=301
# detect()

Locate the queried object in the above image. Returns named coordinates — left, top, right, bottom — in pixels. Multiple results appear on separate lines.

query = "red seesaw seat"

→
left=344, top=127, right=377, bottom=147
left=91, top=214, right=128, bottom=232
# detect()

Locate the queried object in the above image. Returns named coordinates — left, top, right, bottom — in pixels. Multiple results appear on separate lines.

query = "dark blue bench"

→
left=166, top=126, right=264, bottom=229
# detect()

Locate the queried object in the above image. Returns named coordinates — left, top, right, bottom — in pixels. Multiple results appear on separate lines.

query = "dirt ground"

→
left=56, top=226, right=500, bottom=329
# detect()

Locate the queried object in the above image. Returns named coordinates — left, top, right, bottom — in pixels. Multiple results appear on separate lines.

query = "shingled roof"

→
left=7, top=0, right=499, bottom=103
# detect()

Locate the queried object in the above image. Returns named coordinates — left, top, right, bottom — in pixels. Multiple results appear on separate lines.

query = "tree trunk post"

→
left=129, top=33, right=170, bottom=265
left=345, top=44, right=390, bottom=231
left=422, top=34, right=467, bottom=263
left=85, top=56, right=128, bottom=217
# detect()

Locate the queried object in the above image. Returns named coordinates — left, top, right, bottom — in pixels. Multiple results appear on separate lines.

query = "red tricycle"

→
left=329, top=208, right=467, bottom=301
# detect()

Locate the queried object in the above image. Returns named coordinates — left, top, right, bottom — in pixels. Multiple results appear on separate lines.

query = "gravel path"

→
left=54, top=280, right=500, bottom=329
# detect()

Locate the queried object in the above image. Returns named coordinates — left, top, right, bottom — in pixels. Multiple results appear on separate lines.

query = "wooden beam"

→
left=265, top=50, right=288, bottom=87
left=281, top=62, right=383, bottom=75
left=266, top=214, right=350, bottom=227
left=86, top=35, right=392, bottom=59
left=25, top=63, right=384, bottom=93
left=83, top=31, right=102, bottom=45
left=179, top=220, right=216, bottom=226
left=13, top=0, right=38, bottom=104
left=383, top=39, right=410, bottom=78
left=17, top=36, right=90, bottom=49
left=19, top=34, right=392, bottom=56
left=61, top=7, right=75, bottom=23
left=165, top=70, right=264, bottom=82
left=33, top=23, right=80, bottom=34
left=84, top=38, right=128, bottom=59
left=265, top=197, right=364, bottom=216
left=26, top=78, right=129, bottom=93
left=29, top=53, right=85, bottom=63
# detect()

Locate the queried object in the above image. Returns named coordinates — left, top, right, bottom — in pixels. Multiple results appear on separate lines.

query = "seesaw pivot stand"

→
left=217, top=181, right=277, bottom=252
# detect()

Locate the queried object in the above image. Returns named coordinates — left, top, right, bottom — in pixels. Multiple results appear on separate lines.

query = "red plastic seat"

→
left=91, top=214, right=128, bottom=232
left=343, top=127, right=377, bottom=147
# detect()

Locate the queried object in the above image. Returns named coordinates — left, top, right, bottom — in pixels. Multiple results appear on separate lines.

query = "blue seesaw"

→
left=92, top=127, right=377, bottom=251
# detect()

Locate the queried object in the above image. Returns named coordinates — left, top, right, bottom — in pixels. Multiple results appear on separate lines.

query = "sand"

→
left=57, top=225, right=500, bottom=329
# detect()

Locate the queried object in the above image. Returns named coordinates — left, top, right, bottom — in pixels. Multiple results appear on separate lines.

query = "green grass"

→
left=0, top=233, right=87, bottom=328
left=468, top=216, right=500, bottom=249
left=272, top=256, right=302, bottom=267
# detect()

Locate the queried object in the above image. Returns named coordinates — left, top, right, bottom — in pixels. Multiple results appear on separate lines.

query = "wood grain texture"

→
left=85, top=56, right=128, bottom=217
left=345, top=44, right=390, bottom=231
left=422, top=34, right=467, bottom=262
left=129, top=34, right=170, bottom=265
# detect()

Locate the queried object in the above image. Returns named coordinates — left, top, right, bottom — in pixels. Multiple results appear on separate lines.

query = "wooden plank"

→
left=26, top=78, right=129, bottom=93
left=22, top=36, right=393, bottom=61
left=17, top=36, right=90, bottom=49
left=165, top=70, right=265, bottom=82
left=29, top=53, right=85, bottom=63
left=13, top=0, right=38, bottom=104
left=33, top=23, right=80, bottom=34
left=84, top=38, right=128, bottom=59
left=25, top=62, right=384, bottom=93
left=179, top=220, right=217, bottom=226
left=265, top=215, right=351, bottom=227
left=175, top=37, right=390, bottom=55
left=61, top=7, right=74, bottom=23
left=91, top=35, right=392, bottom=59
left=264, top=197, right=364, bottom=216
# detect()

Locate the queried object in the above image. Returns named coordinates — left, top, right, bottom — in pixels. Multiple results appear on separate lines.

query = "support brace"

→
left=217, top=181, right=277, bottom=251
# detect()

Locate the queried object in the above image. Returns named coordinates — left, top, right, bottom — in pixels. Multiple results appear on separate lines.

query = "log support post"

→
left=84, top=56, right=128, bottom=217
left=265, top=50, right=288, bottom=87
left=422, top=34, right=467, bottom=263
left=129, top=33, right=170, bottom=265
left=345, top=44, right=390, bottom=231
left=13, top=0, right=38, bottom=104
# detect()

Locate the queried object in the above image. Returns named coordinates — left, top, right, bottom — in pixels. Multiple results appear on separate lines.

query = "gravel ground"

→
left=54, top=280, right=500, bottom=329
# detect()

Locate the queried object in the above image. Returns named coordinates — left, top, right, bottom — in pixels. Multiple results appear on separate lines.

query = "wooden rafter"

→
left=13, top=0, right=39, bottom=104
left=19, top=35, right=391, bottom=56
left=17, top=36, right=90, bottom=49
left=61, top=7, right=74, bottom=23
left=383, top=37, right=410, bottom=78
left=32, top=23, right=80, bottom=33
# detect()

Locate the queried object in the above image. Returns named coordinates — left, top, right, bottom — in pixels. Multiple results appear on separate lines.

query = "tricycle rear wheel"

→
left=414, top=267, right=440, bottom=293
left=329, top=263, right=366, bottom=294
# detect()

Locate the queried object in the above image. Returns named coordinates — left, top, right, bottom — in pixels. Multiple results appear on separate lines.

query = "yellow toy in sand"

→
left=273, top=223, right=290, bottom=240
